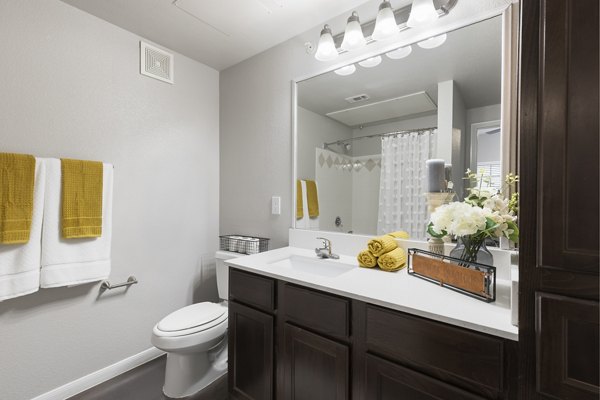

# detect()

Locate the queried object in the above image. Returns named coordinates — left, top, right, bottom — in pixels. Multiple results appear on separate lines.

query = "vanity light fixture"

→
left=406, top=0, right=439, bottom=27
left=312, top=0, right=456, bottom=62
left=371, top=1, right=399, bottom=41
left=314, top=25, right=338, bottom=61
left=334, top=64, right=357, bottom=76
left=358, top=56, right=382, bottom=68
left=340, top=12, right=366, bottom=51
left=417, top=33, right=447, bottom=49
left=386, top=45, right=413, bottom=59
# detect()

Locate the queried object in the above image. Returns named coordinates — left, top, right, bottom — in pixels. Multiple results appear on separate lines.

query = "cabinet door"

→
left=519, top=0, right=599, bottom=398
left=365, top=354, right=486, bottom=400
left=283, top=323, right=349, bottom=400
left=229, top=301, right=273, bottom=400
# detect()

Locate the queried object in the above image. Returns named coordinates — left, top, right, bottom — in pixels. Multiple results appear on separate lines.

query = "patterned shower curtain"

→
left=377, top=129, right=437, bottom=240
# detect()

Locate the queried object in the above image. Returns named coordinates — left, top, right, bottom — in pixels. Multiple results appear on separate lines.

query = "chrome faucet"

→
left=315, top=237, right=339, bottom=259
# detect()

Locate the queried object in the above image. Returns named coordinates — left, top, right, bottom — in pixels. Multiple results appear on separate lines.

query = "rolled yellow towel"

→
left=377, top=248, right=407, bottom=272
left=368, top=235, right=397, bottom=257
left=387, top=231, right=409, bottom=239
left=357, top=249, right=377, bottom=268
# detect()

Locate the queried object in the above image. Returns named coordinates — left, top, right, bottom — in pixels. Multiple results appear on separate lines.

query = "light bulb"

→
left=340, top=12, right=366, bottom=51
left=372, top=1, right=399, bottom=41
left=417, top=33, right=447, bottom=49
left=386, top=45, right=412, bottom=59
left=358, top=56, right=382, bottom=68
left=314, top=25, right=338, bottom=61
left=406, top=0, right=438, bottom=28
left=334, top=64, right=357, bottom=76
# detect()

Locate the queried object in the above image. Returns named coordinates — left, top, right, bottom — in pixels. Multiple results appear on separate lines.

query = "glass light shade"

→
left=417, top=33, right=447, bottom=49
left=386, top=45, right=412, bottom=59
left=334, top=64, right=357, bottom=76
left=341, top=12, right=366, bottom=51
left=406, top=0, right=439, bottom=28
left=358, top=56, right=382, bottom=68
left=314, top=25, right=338, bottom=61
left=371, top=1, right=399, bottom=41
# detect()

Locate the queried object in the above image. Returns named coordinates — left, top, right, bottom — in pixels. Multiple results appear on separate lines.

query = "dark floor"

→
left=69, top=356, right=228, bottom=400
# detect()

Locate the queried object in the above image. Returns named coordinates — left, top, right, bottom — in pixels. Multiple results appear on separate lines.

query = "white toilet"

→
left=151, top=250, right=238, bottom=398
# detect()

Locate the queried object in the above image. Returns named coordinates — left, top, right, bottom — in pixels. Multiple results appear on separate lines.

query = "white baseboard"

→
left=31, top=347, right=165, bottom=400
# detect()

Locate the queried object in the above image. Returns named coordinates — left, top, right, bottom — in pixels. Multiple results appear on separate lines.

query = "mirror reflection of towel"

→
left=296, top=180, right=303, bottom=220
left=305, top=180, right=319, bottom=218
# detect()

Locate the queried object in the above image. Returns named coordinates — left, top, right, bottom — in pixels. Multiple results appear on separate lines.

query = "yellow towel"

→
left=377, top=248, right=407, bottom=272
left=388, top=231, right=410, bottom=239
left=368, top=235, right=397, bottom=257
left=296, top=180, right=303, bottom=219
left=61, top=159, right=104, bottom=239
left=0, top=153, right=36, bottom=244
left=357, top=249, right=377, bottom=268
left=305, top=180, right=319, bottom=218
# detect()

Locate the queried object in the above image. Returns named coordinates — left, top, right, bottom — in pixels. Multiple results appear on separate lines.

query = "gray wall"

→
left=297, top=107, right=353, bottom=180
left=0, top=1, right=219, bottom=399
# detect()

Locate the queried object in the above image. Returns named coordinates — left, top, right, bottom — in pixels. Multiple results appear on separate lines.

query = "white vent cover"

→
left=140, top=41, right=174, bottom=84
left=345, top=94, right=370, bottom=104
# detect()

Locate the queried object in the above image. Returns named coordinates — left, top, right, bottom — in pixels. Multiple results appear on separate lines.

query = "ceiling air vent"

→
left=345, top=94, right=370, bottom=104
left=140, top=41, right=174, bottom=84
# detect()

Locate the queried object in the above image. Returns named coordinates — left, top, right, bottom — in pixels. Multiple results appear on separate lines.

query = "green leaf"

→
left=427, top=222, right=446, bottom=239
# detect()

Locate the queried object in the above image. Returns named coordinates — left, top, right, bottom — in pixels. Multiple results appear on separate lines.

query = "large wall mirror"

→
left=294, top=12, right=515, bottom=241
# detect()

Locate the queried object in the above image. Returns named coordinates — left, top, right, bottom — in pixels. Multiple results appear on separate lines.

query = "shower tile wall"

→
left=315, top=148, right=380, bottom=235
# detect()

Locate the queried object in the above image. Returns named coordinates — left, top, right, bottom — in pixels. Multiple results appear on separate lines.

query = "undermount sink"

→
left=268, top=255, right=356, bottom=278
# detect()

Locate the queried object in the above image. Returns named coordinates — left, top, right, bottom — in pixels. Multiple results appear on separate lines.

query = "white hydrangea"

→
left=430, top=202, right=487, bottom=237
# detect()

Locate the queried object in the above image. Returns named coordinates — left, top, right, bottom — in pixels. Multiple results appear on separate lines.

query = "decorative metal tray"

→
left=407, top=248, right=496, bottom=302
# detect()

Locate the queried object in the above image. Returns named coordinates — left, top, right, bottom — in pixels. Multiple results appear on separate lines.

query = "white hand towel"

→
left=0, top=158, right=46, bottom=301
left=40, top=159, right=113, bottom=288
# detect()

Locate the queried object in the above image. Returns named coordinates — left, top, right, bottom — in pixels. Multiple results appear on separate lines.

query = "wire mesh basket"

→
left=219, top=235, right=270, bottom=255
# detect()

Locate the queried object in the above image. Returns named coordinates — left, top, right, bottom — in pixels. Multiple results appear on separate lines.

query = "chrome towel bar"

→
left=101, top=276, right=138, bottom=290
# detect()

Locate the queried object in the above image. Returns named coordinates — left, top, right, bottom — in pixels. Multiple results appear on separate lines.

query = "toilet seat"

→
left=154, top=302, right=227, bottom=338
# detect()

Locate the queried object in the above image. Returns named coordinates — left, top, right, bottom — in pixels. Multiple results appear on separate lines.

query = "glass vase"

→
left=449, top=236, right=494, bottom=266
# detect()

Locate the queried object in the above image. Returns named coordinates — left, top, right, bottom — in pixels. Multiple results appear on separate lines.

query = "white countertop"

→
left=226, top=246, right=518, bottom=341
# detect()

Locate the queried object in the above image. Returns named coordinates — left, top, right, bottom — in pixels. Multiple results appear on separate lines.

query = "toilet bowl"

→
left=151, top=250, right=238, bottom=398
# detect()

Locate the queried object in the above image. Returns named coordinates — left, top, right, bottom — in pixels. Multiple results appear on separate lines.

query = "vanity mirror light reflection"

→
left=294, top=14, right=516, bottom=241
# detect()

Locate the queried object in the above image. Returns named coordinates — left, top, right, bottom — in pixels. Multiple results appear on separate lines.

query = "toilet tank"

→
left=215, top=250, right=240, bottom=300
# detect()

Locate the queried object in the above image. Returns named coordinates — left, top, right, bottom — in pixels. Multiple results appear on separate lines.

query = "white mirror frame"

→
left=291, top=3, right=518, bottom=233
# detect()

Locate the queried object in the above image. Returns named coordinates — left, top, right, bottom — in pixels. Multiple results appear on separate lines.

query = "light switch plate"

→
left=271, top=196, right=281, bottom=215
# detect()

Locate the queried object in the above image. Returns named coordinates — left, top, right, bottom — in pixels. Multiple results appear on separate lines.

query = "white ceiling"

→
left=298, top=15, right=502, bottom=126
left=60, top=0, right=371, bottom=70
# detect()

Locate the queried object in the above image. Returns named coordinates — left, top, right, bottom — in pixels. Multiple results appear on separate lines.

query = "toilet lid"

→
left=157, top=302, right=226, bottom=332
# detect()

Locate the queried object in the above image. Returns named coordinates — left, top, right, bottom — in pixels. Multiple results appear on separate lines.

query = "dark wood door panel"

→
left=365, top=354, right=487, bottom=400
left=229, top=301, right=274, bottom=400
left=229, top=268, right=276, bottom=313
left=366, top=305, right=504, bottom=395
left=282, top=283, right=350, bottom=341
left=536, top=293, right=599, bottom=399
left=283, top=323, right=349, bottom=400
left=538, top=0, right=599, bottom=274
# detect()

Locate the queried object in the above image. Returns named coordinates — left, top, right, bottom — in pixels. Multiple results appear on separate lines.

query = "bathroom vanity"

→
left=226, top=246, right=517, bottom=400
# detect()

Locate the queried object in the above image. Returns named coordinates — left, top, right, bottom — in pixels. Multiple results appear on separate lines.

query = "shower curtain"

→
left=377, top=129, right=437, bottom=240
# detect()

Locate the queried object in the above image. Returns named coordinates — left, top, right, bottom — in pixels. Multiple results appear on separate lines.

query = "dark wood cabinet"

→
left=519, top=0, right=599, bottom=398
left=228, top=301, right=274, bottom=400
left=365, top=354, right=487, bottom=400
left=229, top=268, right=517, bottom=400
left=283, top=323, right=349, bottom=400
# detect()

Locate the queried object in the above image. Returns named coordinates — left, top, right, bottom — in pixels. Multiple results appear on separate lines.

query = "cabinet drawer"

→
left=282, top=284, right=349, bottom=340
left=366, top=305, right=504, bottom=393
left=366, top=354, right=486, bottom=400
left=229, top=268, right=275, bottom=313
